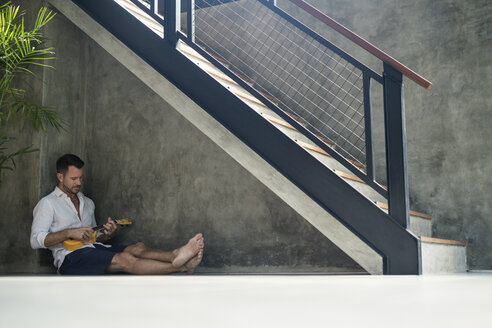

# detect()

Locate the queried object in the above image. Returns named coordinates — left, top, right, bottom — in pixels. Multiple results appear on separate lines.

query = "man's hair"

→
left=56, top=154, right=84, bottom=174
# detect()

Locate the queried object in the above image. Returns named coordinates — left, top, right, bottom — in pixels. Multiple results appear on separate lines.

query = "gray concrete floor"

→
left=1, top=274, right=491, bottom=327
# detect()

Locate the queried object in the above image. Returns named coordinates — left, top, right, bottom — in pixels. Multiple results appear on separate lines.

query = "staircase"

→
left=52, top=0, right=467, bottom=274
left=176, top=38, right=467, bottom=274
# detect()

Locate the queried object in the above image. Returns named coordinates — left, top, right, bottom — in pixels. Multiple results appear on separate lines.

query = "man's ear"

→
left=57, top=172, right=64, bottom=183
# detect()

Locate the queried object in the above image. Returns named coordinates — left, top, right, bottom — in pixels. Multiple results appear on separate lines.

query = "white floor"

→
left=1, top=274, right=491, bottom=328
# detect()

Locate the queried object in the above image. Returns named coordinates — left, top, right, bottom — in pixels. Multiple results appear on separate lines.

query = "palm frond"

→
left=0, top=4, right=56, bottom=85
left=0, top=135, right=38, bottom=187
left=2, top=99, right=67, bottom=132
left=0, top=3, right=61, bottom=187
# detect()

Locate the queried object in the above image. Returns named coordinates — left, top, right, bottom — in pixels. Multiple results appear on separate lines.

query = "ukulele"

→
left=62, top=218, right=133, bottom=251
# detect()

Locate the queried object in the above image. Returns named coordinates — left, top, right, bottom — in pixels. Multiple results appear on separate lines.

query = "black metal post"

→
left=383, top=62, right=410, bottom=229
left=164, top=0, right=180, bottom=45
left=363, top=73, right=375, bottom=181
left=187, top=0, right=195, bottom=42
left=157, top=0, right=164, bottom=16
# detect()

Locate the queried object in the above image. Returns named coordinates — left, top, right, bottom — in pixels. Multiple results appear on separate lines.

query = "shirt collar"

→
left=54, top=186, right=83, bottom=198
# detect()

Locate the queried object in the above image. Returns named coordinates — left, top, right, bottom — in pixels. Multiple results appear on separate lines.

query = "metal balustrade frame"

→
left=69, top=0, right=421, bottom=274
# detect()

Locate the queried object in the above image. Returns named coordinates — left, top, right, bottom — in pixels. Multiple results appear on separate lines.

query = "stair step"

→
left=296, top=140, right=364, bottom=168
left=372, top=201, right=432, bottom=237
left=261, top=113, right=335, bottom=146
left=420, top=236, right=466, bottom=246
left=375, top=201, right=432, bottom=220
left=115, top=0, right=163, bottom=36
left=180, top=45, right=236, bottom=80
left=421, top=236, right=467, bottom=274
left=261, top=113, right=295, bottom=130
left=332, top=170, right=358, bottom=182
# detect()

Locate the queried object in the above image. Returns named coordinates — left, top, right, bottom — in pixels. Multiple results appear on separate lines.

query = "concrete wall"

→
left=278, top=0, right=492, bottom=270
left=0, top=0, right=363, bottom=273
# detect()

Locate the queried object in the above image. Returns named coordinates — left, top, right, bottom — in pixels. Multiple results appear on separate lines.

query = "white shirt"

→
left=31, top=186, right=105, bottom=269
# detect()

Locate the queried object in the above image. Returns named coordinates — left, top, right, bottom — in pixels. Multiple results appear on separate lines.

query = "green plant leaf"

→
left=0, top=3, right=61, bottom=187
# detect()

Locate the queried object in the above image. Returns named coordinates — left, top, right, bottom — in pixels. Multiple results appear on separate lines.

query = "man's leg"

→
left=123, top=234, right=204, bottom=267
left=106, top=252, right=180, bottom=274
left=106, top=247, right=203, bottom=275
left=123, top=242, right=175, bottom=262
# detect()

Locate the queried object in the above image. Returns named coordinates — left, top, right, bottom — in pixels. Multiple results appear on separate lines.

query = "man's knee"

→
left=125, top=242, right=147, bottom=256
left=109, top=251, right=138, bottom=272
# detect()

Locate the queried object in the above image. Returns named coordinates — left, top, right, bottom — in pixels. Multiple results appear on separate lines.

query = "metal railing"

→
left=287, top=0, right=433, bottom=90
left=193, top=0, right=370, bottom=166
left=121, top=0, right=433, bottom=229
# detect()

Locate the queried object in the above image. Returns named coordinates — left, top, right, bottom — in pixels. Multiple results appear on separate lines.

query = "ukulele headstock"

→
left=114, top=218, right=133, bottom=226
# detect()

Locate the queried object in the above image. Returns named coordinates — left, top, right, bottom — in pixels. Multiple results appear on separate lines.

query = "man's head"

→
left=56, top=154, right=84, bottom=194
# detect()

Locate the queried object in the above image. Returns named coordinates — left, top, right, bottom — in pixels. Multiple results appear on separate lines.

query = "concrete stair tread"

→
left=375, top=201, right=432, bottom=220
left=421, top=236, right=467, bottom=274
left=420, top=236, right=467, bottom=246
left=295, top=139, right=363, bottom=168
left=115, top=0, right=163, bottom=36
left=261, top=113, right=335, bottom=145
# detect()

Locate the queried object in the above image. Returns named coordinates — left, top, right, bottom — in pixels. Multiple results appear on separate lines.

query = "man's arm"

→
left=31, top=199, right=54, bottom=249
left=44, top=227, right=95, bottom=247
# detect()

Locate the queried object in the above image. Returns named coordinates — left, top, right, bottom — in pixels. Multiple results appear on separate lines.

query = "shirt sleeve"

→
left=30, top=198, right=54, bottom=249
left=87, top=198, right=97, bottom=227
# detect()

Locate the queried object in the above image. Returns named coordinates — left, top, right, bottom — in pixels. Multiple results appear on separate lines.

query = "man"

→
left=31, top=154, right=204, bottom=275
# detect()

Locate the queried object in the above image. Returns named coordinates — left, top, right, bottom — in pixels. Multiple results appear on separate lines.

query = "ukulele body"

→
left=61, top=219, right=132, bottom=251
left=62, top=229, right=97, bottom=251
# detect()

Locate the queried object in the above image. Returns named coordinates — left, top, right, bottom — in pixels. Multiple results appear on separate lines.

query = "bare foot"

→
left=172, top=234, right=204, bottom=268
left=184, top=248, right=203, bottom=275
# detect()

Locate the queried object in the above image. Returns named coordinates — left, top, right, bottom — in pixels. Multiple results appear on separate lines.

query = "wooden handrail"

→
left=288, top=0, right=433, bottom=90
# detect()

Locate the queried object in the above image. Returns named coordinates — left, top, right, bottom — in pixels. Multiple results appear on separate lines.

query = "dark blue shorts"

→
left=59, top=244, right=127, bottom=275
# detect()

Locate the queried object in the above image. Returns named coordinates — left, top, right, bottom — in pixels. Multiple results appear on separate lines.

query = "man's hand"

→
left=103, top=217, right=117, bottom=236
left=68, top=227, right=95, bottom=242
left=96, top=217, right=117, bottom=243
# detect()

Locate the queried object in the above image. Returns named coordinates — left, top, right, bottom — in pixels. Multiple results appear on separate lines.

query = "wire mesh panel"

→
left=193, top=0, right=367, bottom=165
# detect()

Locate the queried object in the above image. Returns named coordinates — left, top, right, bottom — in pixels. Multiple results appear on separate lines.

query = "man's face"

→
left=57, top=165, right=83, bottom=194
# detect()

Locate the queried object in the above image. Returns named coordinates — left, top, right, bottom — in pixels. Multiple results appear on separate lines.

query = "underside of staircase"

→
left=49, top=0, right=467, bottom=274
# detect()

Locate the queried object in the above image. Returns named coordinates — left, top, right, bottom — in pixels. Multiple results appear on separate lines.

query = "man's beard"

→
left=62, top=183, right=80, bottom=195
